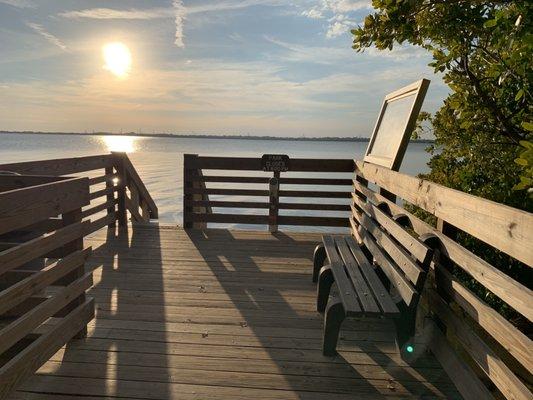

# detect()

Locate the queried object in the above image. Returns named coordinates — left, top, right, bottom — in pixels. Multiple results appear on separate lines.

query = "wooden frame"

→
left=364, top=79, right=430, bottom=170
left=182, top=155, right=355, bottom=231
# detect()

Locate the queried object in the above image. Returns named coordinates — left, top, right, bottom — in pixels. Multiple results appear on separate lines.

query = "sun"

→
left=102, top=42, right=131, bottom=78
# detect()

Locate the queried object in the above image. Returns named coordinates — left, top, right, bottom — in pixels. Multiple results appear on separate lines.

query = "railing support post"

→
left=269, top=172, right=280, bottom=233
left=113, top=152, right=128, bottom=227
left=183, top=154, right=196, bottom=229
left=183, top=154, right=211, bottom=230
left=105, top=166, right=116, bottom=228
left=60, top=207, right=87, bottom=339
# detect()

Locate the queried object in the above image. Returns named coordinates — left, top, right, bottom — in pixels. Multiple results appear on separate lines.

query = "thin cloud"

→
left=0, top=0, right=36, bottom=8
left=58, top=1, right=285, bottom=20
left=58, top=7, right=172, bottom=20
left=26, top=22, right=67, bottom=51
left=173, top=0, right=186, bottom=48
left=57, top=1, right=285, bottom=49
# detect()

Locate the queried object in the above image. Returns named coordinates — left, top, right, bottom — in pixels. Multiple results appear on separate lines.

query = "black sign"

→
left=261, top=154, right=289, bottom=172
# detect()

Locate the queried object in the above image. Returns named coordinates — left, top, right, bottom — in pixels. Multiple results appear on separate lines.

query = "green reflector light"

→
left=406, top=345, right=414, bottom=353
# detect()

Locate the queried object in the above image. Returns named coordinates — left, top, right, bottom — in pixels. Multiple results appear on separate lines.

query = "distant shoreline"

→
left=0, top=131, right=435, bottom=143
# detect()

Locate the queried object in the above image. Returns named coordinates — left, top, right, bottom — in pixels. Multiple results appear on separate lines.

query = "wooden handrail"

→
left=0, top=175, right=94, bottom=398
left=355, top=160, right=533, bottom=266
left=112, top=152, right=158, bottom=219
left=351, top=159, right=533, bottom=400
left=182, top=154, right=354, bottom=231
left=0, top=153, right=159, bottom=229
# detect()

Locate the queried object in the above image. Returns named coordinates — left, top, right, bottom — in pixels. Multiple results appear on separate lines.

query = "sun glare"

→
left=103, top=42, right=131, bottom=78
left=102, top=135, right=137, bottom=153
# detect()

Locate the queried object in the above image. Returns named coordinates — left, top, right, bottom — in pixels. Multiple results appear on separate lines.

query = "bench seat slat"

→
left=322, top=235, right=342, bottom=265
left=345, top=236, right=400, bottom=316
left=334, top=236, right=381, bottom=315
left=322, top=236, right=362, bottom=316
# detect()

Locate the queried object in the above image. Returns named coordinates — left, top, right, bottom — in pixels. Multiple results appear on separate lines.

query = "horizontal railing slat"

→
left=194, top=176, right=353, bottom=185
left=191, top=213, right=269, bottom=224
left=0, top=175, right=70, bottom=192
left=0, top=178, right=90, bottom=236
left=196, top=176, right=270, bottom=184
left=188, top=156, right=354, bottom=172
left=81, top=199, right=118, bottom=219
left=88, top=173, right=118, bottom=186
left=0, top=155, right=115, bottom=176
left=188, top=200, right=269, bottom=209
left=278, top=203, right=349, bottom=211
left=277, top=215, right=349, bottom=227
left=86, top=213, right=117, bottom=235
left=0, top=220, right=90, bottom=275
left=185, top=188, right=269, bottom=196
left=355, top=160, right=533, bottom=266
left=89, top=185, right=121, bottom=201
left=279, top=190, right=350, bottom=198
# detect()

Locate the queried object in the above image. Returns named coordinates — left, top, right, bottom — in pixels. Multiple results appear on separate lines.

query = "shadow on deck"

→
left=11, top=224, right=460, bottom=400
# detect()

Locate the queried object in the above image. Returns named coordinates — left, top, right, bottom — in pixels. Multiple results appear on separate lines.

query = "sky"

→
left=0, top=0, right=448, bottom=137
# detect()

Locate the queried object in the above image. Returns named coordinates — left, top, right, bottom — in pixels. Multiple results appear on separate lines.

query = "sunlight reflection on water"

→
left=101, top=135, right=140, bottom=153
left=0, top=133, right=431, bottom=231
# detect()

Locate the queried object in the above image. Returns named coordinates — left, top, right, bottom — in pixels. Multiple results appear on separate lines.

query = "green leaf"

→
left=515, top=89, right=524, bottom=101
left=521, top=122, right=533, bottom=132
left=484, top=19, right=497, bottom=28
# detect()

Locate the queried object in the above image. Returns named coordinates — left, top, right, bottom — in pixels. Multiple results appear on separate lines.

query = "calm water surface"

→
left=0, top=133, right=430, bottom=230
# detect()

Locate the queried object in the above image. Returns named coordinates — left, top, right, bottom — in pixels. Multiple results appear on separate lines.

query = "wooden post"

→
left=113, top=153, right=128, bottom=227
left=269, top=172, right=280, bottom=233
left=183, top=154, right=210, bottom=229
left=140, top=200, right=150, bottom=222
left=437, top=218, right=458, bottom=239
left=183, top=154, right=195, bottom=229
left=60, top=207, right=87, bottom=339
left=105, top=166, right=116, bottom=228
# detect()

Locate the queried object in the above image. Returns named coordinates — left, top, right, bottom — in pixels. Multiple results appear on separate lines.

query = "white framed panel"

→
left=364, top=79, right=430, bottom=171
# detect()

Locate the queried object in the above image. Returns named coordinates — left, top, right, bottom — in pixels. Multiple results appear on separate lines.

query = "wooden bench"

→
left=312, top=199, right=435, bottom=356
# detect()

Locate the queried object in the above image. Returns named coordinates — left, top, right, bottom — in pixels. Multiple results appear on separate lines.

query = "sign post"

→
left=262, top=155, right=289, bottom=233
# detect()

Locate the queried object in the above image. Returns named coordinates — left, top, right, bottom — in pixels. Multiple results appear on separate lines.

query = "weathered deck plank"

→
left=11, top=224, right=460, bottom=399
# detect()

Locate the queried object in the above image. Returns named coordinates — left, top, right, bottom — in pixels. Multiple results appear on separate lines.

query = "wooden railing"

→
left=0, top=176, right=94, bottom=397
left=351, top=160, right=532, bottom=400
left=0, top=153, right=158, bottom=234
left=183, top=154, right=354, bottom=231
left=0, top=153, right=157, bottom=398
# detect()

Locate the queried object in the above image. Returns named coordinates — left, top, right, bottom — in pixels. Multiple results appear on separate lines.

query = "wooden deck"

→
left=10, top=224, right=460, bottom=400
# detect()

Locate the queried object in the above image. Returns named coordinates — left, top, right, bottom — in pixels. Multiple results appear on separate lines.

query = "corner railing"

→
left=183, top=154, right=354, bottom=231
left=351, top=160, right=532, bottom=400
left=0, top=152, right=158, bottom=235
left=0, top=153, right=157, bottom=398
left=0, top=175, right=93, bottom=397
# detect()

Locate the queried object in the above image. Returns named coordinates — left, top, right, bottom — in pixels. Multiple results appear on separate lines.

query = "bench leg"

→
left=312, top=243, right=326, bottom=283
left=323, top=296, right=345, bottom=356
left=317, top=265, right=334, bottom=313
left=394, top=305, right=416, bottom=358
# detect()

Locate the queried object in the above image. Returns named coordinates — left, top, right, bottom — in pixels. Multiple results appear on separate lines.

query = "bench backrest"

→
left=350, top=176, right=433, bottom=309
left=351, top=160, right=533, bottom=400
